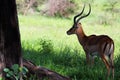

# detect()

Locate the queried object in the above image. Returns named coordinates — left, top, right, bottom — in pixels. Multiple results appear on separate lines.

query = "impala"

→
left=66, top=4, right=114, bottom=79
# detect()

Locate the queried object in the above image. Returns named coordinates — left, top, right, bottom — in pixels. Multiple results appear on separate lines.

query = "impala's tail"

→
left=109, top=42, right=114, bottom=79
left=109, top=42, right=114, bottom=68
left=104, top=41, right=114, bottom=67
left=104, top=41, right=114, bottom=78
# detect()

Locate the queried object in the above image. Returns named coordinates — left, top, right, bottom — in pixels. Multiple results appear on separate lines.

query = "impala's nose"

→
left=66, top=31, right=71, bottom=35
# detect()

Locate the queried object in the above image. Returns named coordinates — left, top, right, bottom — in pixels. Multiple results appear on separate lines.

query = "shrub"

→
left=42, top=0, right=76, bottom=17
left=4, top=64, right=28, bottom=80
left=39, top=38, right=53, bottom=54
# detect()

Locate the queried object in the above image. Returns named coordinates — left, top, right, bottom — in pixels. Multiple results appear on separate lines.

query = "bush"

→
left=16, top=0, right=77, bottom=17
left=38, top=39, right=53, bottom=54
left=41, top=0, right=76, bottom=17
left=22, top=38, right=54, bottom=54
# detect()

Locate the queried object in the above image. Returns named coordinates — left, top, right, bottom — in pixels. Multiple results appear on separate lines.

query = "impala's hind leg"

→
left=101, top=55, right=111, bottom=78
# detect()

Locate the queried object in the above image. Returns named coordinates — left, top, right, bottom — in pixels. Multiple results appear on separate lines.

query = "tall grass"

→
left=19, top=14, right=120, bottom=80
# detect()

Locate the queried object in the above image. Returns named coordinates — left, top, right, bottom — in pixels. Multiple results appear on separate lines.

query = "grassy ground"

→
left=19, top=14, right=120, bottom=80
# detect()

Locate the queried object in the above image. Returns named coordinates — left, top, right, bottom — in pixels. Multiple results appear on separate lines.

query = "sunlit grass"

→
left=18, top=15, right=72, bottom=27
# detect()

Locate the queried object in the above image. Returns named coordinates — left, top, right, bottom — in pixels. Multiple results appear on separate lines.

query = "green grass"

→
left=19, top=14, right=120, bottom=80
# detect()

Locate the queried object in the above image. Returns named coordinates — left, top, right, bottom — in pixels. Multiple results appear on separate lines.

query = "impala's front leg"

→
left=91, top=56, right=94, bottom=65
left=85, top=53, right=90, bottom=64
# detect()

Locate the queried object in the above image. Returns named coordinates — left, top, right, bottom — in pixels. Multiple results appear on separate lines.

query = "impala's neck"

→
left=76, top=26, right=87, bottom=46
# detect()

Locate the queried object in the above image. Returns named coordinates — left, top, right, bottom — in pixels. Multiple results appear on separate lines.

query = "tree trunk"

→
left=0, top=0, right=22, bottom=79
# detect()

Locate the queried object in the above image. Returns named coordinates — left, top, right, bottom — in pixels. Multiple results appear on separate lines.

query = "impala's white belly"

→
left=90, top=52, right=99, bottom=58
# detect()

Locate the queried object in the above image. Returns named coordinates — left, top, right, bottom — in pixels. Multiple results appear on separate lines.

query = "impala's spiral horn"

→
left=76, top=4, right=91, bottom=23
left=73, top=4, right=85, bottom=24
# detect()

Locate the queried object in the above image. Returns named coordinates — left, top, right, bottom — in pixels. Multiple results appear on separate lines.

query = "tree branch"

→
left=23, top=59, right=71, bottom=80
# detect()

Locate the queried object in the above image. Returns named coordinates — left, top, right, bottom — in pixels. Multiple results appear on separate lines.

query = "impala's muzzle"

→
left=66, top=31, right=71, bottom=35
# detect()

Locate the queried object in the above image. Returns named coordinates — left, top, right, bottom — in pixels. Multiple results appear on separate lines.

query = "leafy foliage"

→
left=16, top=0, right=119, bottom=19
left=4, top=64, right=28, bottom=80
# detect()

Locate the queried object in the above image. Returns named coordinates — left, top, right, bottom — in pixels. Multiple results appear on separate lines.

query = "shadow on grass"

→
left=22, top=39, right=120, bottom=80
left=114, top=54, right=120, bottom=79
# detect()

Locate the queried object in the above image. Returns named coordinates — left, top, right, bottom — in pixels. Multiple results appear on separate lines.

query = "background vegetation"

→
left=17, top=0, right=120, bottom=79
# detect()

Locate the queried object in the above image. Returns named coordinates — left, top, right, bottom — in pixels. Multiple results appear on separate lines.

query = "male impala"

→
left=67, top=4, right=114, bottom=79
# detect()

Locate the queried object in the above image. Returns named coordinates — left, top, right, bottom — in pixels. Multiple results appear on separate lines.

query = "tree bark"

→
left=0, top=0, right=22, bottom=78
